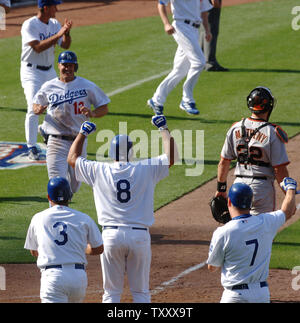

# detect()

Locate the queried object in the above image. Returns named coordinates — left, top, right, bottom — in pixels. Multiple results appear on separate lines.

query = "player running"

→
left=33, top=50, right=110, bottom=194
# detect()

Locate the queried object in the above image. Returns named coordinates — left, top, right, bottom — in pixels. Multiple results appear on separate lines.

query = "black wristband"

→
left=217, top=181, right=227, bottom=192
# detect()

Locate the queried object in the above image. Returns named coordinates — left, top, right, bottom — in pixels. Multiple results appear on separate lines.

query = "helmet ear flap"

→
left=75, top=64, right=78, bottom=72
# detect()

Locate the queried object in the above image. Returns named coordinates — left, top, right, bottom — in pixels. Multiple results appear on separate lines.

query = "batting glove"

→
left=80, top=121, right=96, bottom=137
left=280, top=177, right=297, bottom=192
left=151, top=115, right=168, bottom=131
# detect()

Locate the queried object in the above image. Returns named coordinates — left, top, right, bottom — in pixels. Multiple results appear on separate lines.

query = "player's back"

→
left=219, top=211, right=285, bottom=287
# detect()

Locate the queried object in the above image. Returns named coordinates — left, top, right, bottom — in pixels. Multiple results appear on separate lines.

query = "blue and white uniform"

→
left=33, top=76, right=110, bottom=193
left=151, top=0, right=212, bottom=107
left=75, top=154, right=169, bottom=303
left=207, top=210, right=286, bottom=303
left=24, top=205, right=103, bottom=303
left=20, top=16, right=62, bottom=151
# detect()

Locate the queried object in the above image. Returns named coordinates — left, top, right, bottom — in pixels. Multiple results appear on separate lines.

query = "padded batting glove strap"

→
left=280, top=177, right=297, bottom=192
left=80, top=121, right=96, bottom=137
left=151, top=115, right=168, bottom=131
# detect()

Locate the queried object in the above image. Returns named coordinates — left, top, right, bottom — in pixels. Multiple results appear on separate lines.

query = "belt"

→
left=231, top=281, right=268, bottom=290
left=45, top=264, right=85, bottom=270
left=184, top=20, right=200, bottom=28
left=236, top=175, right=267, bottom=180
left=103, top=226, right=147, bottom=231
left=50, top=134, right=76, bottom=141
left=27, top=63, right=52, bottom=71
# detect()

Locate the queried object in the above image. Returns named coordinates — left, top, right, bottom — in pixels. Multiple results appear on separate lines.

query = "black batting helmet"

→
left=247, top=86, right=276, bottom=116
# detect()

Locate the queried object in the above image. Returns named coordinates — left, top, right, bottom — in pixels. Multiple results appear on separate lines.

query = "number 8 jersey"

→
left=221, top=117, right=289, bottom=179
left=33, top=76, right=110, bottom=137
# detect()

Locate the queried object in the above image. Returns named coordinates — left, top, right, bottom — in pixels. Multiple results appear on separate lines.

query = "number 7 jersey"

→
left=33, top=76, right=110, bottom=137
left=220, top=117, right=290, bottom=179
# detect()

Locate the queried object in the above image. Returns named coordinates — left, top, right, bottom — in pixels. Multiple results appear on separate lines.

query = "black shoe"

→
left=206, top=64, right=229, bottom=72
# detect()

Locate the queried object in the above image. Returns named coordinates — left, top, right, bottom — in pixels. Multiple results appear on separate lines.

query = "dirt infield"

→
left=0, top=0, right=300, bottom=303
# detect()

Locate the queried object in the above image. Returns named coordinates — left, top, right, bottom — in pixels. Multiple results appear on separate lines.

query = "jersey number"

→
left=116, top=179, right=131, bottom=203
left=73, top=101, right=84, bottom=115
left=245, top=239, right=259, bottom=266
left=237, top=145, right=263, bottom=165
left=53, top=222, right=68, bottom=246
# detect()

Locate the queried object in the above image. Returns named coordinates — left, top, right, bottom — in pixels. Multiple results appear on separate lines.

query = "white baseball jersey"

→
left=33, top=76, right=110, bottom=137
left=75, top=154, right=169, bottom=227
left=24, top=205, right=103, bottom=268
left=221, top=117, right=290, bottom=179
left=21, top=16, right=62, bottom=66
left=207, top=211, right=285, bottom=288
left=160, top=0, right=212, bottom=22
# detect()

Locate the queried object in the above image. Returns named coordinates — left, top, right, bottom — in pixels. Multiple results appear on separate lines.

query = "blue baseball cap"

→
left=38, top=0, right=62, bottom=8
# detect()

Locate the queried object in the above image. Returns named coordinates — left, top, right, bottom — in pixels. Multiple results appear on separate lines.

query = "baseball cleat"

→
left=28, top=146, right=45, bottom=161
left=179, top=101, right=199, bottom=115
left=147, top=98, right=164, bottom=115
left=38, top=125, right=49, bottom=145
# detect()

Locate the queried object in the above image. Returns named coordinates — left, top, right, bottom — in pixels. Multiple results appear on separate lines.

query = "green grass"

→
left=0, top=0, right=300, bottom=265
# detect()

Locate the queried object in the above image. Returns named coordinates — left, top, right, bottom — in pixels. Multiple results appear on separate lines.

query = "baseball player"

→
left=67, top=116, right=179, bottom=303
left=215, top=86, right=290, bottom=215
left=207, top=179, right=297, bottom=303
left=0, top=0, right=11, bottom=13
left=33, top=50, right=110, bottom=194
left=147, top=0, right=212, bottom=116
left=20, top=0, right=72, bottom=160
left=24, top=177, right=104, bottom=303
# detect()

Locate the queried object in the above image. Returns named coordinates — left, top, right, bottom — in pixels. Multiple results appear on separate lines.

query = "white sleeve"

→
left=89, top=82, right=110, bottom=108
left=75, top=156, right=98, bottom=187
left=21, top=20, right=40, bottom=44
left=24, top=220, right=38, bottom=251
left=87, top=219, right=103, bottom=248
left=261, top=211, right=286, bottom=237
left=33, top=85, right=49, bottom=106
left=207, top=228, right=225, bottom=267
left=149, top=154, right=169, bottom=185
left=201, top=0, right=213, bottom=13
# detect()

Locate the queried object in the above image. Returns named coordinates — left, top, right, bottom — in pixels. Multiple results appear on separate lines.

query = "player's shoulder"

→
left=40, top=77, right=59, bottom=89
left=49, top=18, right=61, bottom=26
left=21, top=16, right=37, bottom=28
left=76, top=76, right=98, bottom=88
left=268, top=122, right=288, bottom=143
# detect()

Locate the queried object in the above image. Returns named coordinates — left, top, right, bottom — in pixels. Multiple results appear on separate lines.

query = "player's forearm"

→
left=201, top=11, right=210, bottom=34
left=85, top=243, right=104, bottom=255
left=90, top=105, right=109, bottom=118
left=217, top=157, right=231, bottom=182
left=281, top=189, right=296, bottom=221
left=33, top=103, right=47, bottom=115
left=29, top=34, right=62, bottom=54
left=60, top=33, right=71, bottom=49
left=161, top=130, right=179, bottom=167
left=274, top=164, right=289, bottom=188
left=67, top=134, right=86, bottom=169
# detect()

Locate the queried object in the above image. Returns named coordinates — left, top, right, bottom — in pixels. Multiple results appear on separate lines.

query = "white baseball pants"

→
left=100, top=226, right=151, bottom=303
left=221, top=284, right=270, bottom=303
left=153, top=20, right=206, bottom=105
left=20, top=62, right=56, bottom=147
left=46, top=135, right=87, bottom=193
left=40, top=266, right=87, bottom=303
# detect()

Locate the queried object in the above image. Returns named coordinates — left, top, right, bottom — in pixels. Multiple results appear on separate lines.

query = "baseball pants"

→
left=234, top=177, right=276, bottom=215
left=46, top=135, right=87, bottom=193
left=40, top=266, right=87, bottom=303
left=221, top=283, right=270, bottom=303
left=100, top=226, right=151, bottom=303
left=20, top=62, right=56, bottom=147
left=153, top=20, right=206, bottom=105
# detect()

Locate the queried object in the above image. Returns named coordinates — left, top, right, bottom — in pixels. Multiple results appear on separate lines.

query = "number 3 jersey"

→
left=24, top=205, right=103, bottom=268
left=220, top=117, right=289, bottom=179
left=74, top=155, right=169, bottom=228
left=33, top=76, right=110, bottom=137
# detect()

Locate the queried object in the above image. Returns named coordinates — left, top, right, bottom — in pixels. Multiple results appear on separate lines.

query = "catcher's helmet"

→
left=58, top=51, right=78, bottom=72
left=109, top=135, right=133, bottom=162
left=47, top=177, right=73, bottom=203
left=228, top=183, right=253, bottom=210
left=247, top=86, right=275, bottom=116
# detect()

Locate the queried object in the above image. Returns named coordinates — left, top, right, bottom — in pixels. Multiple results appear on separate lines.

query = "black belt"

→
left=236, top=175, right=267, bottom=180
left=50, top=134, right=76, bottom=141
left=103, top=226, right=147, bottom=231
left=27, top=63, right=52, bottom=71
left=45, top=264, right=85, bottom=270
left=231, top=281, right=268, bottom=290
left=184, top=20, right=200, bottom=28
